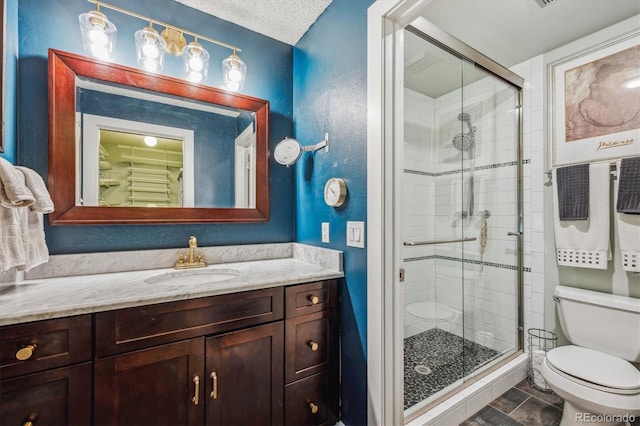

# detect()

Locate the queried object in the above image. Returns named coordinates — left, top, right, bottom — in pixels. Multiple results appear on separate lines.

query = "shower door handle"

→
left=404, top=237, right=477, bottom=246
left=507, top=232, right=522, bottom=237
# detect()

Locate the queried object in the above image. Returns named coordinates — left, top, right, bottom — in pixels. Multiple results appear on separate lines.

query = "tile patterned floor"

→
left=404, top=328, right=499, bottom=409
left=462, top=379, right=565, bottom=426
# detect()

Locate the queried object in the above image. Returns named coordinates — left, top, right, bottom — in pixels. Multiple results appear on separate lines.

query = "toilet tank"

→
left=554, top=285, right=640, bottom=362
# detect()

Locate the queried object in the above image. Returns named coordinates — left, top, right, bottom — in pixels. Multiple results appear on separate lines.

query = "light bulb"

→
left=227, top=67, right=243, bottom=82
left=225, top=80, right=240, bottom=92
left=142, top=59, right=161, bottom=72
left=144, top=136, right=158, bottom=147
left=141, top=41, right=160, bottom=59
left=188, top=55, right=204, bottom=72
left=88, top=27, right=109, bottom=46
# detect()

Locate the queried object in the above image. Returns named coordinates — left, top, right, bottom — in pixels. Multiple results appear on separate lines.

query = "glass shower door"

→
left=401, top=24, right=522, bottom=415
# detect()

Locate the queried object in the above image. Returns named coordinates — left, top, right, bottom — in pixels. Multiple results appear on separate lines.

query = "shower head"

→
left=452, top=112, right=476, bottom=153
left=452, top=132, right=475, bottom=152
left=457, top=112, right=471, bottom=122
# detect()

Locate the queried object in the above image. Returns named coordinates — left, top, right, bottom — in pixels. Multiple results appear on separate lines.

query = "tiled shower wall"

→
left=402, top=55, right=543, bottom=353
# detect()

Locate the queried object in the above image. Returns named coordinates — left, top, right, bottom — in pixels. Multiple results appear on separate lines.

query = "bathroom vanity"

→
left=0, top=243, right=342, bottom=426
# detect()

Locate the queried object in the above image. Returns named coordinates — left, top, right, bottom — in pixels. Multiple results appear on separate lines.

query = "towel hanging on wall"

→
left=0, top=160, right=54, bottom=273
left=552, top=162, right=611, bottom=269
left=615, top=158, right=640, bottom=272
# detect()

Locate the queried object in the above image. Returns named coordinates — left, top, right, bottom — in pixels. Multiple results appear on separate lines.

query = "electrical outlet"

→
left=346, top=221, right=365, bottom=248
left=322, top=222, right=330, bottom=243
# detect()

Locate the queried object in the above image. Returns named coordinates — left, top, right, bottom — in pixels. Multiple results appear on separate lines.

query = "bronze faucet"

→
left=175, top=236, right=207, bottom=269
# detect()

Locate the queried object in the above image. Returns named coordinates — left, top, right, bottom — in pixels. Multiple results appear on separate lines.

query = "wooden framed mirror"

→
left=48, top=49, right=269, bottom=225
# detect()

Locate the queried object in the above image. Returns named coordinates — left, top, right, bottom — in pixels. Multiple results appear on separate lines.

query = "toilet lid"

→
left=546, top=346, right=640, bottom=392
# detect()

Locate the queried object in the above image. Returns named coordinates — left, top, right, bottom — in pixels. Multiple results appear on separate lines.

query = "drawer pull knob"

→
left=22, top=414, right=37, bottom=426
left=16, top=344, right=37, bottom=361
left=308, top=295, right=319, bottom=304
left=210, top=371, right=218, bottom=399
left=309, top=402, right=319, bottom=414
left=307, top=340, right=319, bottom=351
left=192, top=375, right=200, bottom=405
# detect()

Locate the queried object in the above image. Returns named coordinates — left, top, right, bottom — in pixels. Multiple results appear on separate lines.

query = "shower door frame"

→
left=367, top=2, right=525, bottom=425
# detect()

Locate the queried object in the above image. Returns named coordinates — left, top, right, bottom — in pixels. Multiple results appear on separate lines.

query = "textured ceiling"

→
left=173, top=0, right=333, bottom=45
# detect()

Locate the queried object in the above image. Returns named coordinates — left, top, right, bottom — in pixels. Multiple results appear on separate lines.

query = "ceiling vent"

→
left=534, top=0, right=558, bottom=7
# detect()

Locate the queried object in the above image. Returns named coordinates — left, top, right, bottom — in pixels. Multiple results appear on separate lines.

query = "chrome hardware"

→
left=553, top=295, right=560, bottom=303
left=307, top=340, right=319, bottom=351
left=16, top=344, right=37, bottom=361
left=309, top=402, right=319, bottom=414
left=507, top=231, right=522, bottom=237
left=404, top=237, right=477, bottom=246
left=210, top=371, right=218, bottom=399
left=175, top=236, right=207, bottom=269
left=308, top=295, right=319, bottom=305
left=192, top=375, right=200, bottom=405
left=477, top=209, right=491, bottom=219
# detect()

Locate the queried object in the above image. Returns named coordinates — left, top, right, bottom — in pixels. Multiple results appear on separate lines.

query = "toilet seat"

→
left=406, top=301, right=456, bottom=322
left=545, top=345, right=640, bottom=395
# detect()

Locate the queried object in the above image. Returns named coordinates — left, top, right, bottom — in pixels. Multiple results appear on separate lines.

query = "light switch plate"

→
left=346, top=221, right=365, bottom=248
left=322, top=222, right=330, bottom=243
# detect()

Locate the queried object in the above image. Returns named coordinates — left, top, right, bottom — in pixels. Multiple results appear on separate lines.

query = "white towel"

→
left=615, top=160, right=640, bottom=272
left=0, top=157, right=35, bottom=208
left=552, top=162, right=611, bottom=269
left=15, top=166, right=54, bottom=213
left=0, top=207, right=26, bottom=272
left=17, top=208, right=49, bottom=272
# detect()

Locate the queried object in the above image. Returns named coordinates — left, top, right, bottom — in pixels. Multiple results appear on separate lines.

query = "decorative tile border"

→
left=404, top=159, right=530, bottom=177
left=404, top=254, right=531, bottom=273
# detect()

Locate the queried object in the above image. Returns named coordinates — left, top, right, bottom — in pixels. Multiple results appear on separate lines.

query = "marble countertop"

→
left=0, top=244, right=343, bottom=326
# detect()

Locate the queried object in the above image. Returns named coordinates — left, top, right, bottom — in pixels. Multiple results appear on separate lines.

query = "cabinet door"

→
left=95, top=339, right=204, bottom=426
left=206, top=322, right=284, bottom=426
left=0, top=362, right=91, bottom=426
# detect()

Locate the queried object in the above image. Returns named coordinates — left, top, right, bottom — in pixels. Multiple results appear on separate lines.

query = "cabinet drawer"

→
left=96, top=287, right=284, bottom=356
left=284, top=371, right=338, bottom=426
left=0, top=362, right=92, bottom=426
left=0, top=315, right=92, bottom=379
left=285, top=310, right=337, bottom=383
left=285, top=280, right=337, bottom=318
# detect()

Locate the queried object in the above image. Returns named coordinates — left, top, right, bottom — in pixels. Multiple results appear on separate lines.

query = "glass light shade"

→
left=182, top=42, right=209, bottom=83
left=79, top=10, right=117, bottom=61
left=222, top=53, right=246, bottom=92
left=135, top=27, right=167, bottom=72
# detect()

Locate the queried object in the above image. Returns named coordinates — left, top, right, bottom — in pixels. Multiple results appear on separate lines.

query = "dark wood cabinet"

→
left=0, top=360, right=92, bottom=425
left=1, top=280, right=339, bottom=426
left=94, top=339, right=205, bottom=426
left=284, top=280, right=339, bottom=426
left=206, top=322, right=284, bottom=426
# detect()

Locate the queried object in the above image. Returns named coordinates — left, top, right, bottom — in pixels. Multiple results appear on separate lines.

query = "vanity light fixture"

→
left=79, top=0, right=246, bottom=91
left=222, top=50, right=247, bottom=92
left=78, top=6, right=117, bottom=61
left=134, top=24, right=166, bottom=72
left=182, top=39, right=210, bottom=83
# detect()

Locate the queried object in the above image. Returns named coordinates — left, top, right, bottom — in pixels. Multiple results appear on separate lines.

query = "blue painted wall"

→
left=16, top=0, right=294, bottom=253
left=1, top=0, right=18, bottom=163
left=294, top=0, right=373, bottom=423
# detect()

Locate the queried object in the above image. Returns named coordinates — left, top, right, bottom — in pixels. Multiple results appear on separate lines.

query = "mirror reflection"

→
left=48, top=49, right=269, bottom=225
left=76, top=77, right=256, bottom=209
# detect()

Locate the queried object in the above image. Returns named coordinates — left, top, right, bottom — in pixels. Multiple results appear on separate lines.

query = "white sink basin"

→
left=145, top=268, right=240, bottom=285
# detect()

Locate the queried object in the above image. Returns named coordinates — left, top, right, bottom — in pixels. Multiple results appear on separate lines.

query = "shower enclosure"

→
left=400, top=22, right=524, bottom=416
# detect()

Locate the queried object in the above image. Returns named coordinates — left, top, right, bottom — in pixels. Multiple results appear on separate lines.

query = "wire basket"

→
left=527, top=328, right=557, bottom=393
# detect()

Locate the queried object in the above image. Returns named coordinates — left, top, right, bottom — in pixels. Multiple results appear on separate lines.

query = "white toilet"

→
left=540, top=285, right=640, bottom=426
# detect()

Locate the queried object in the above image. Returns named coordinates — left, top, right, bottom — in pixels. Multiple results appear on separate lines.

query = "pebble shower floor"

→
left=404, top=328, right=499, bottom=409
